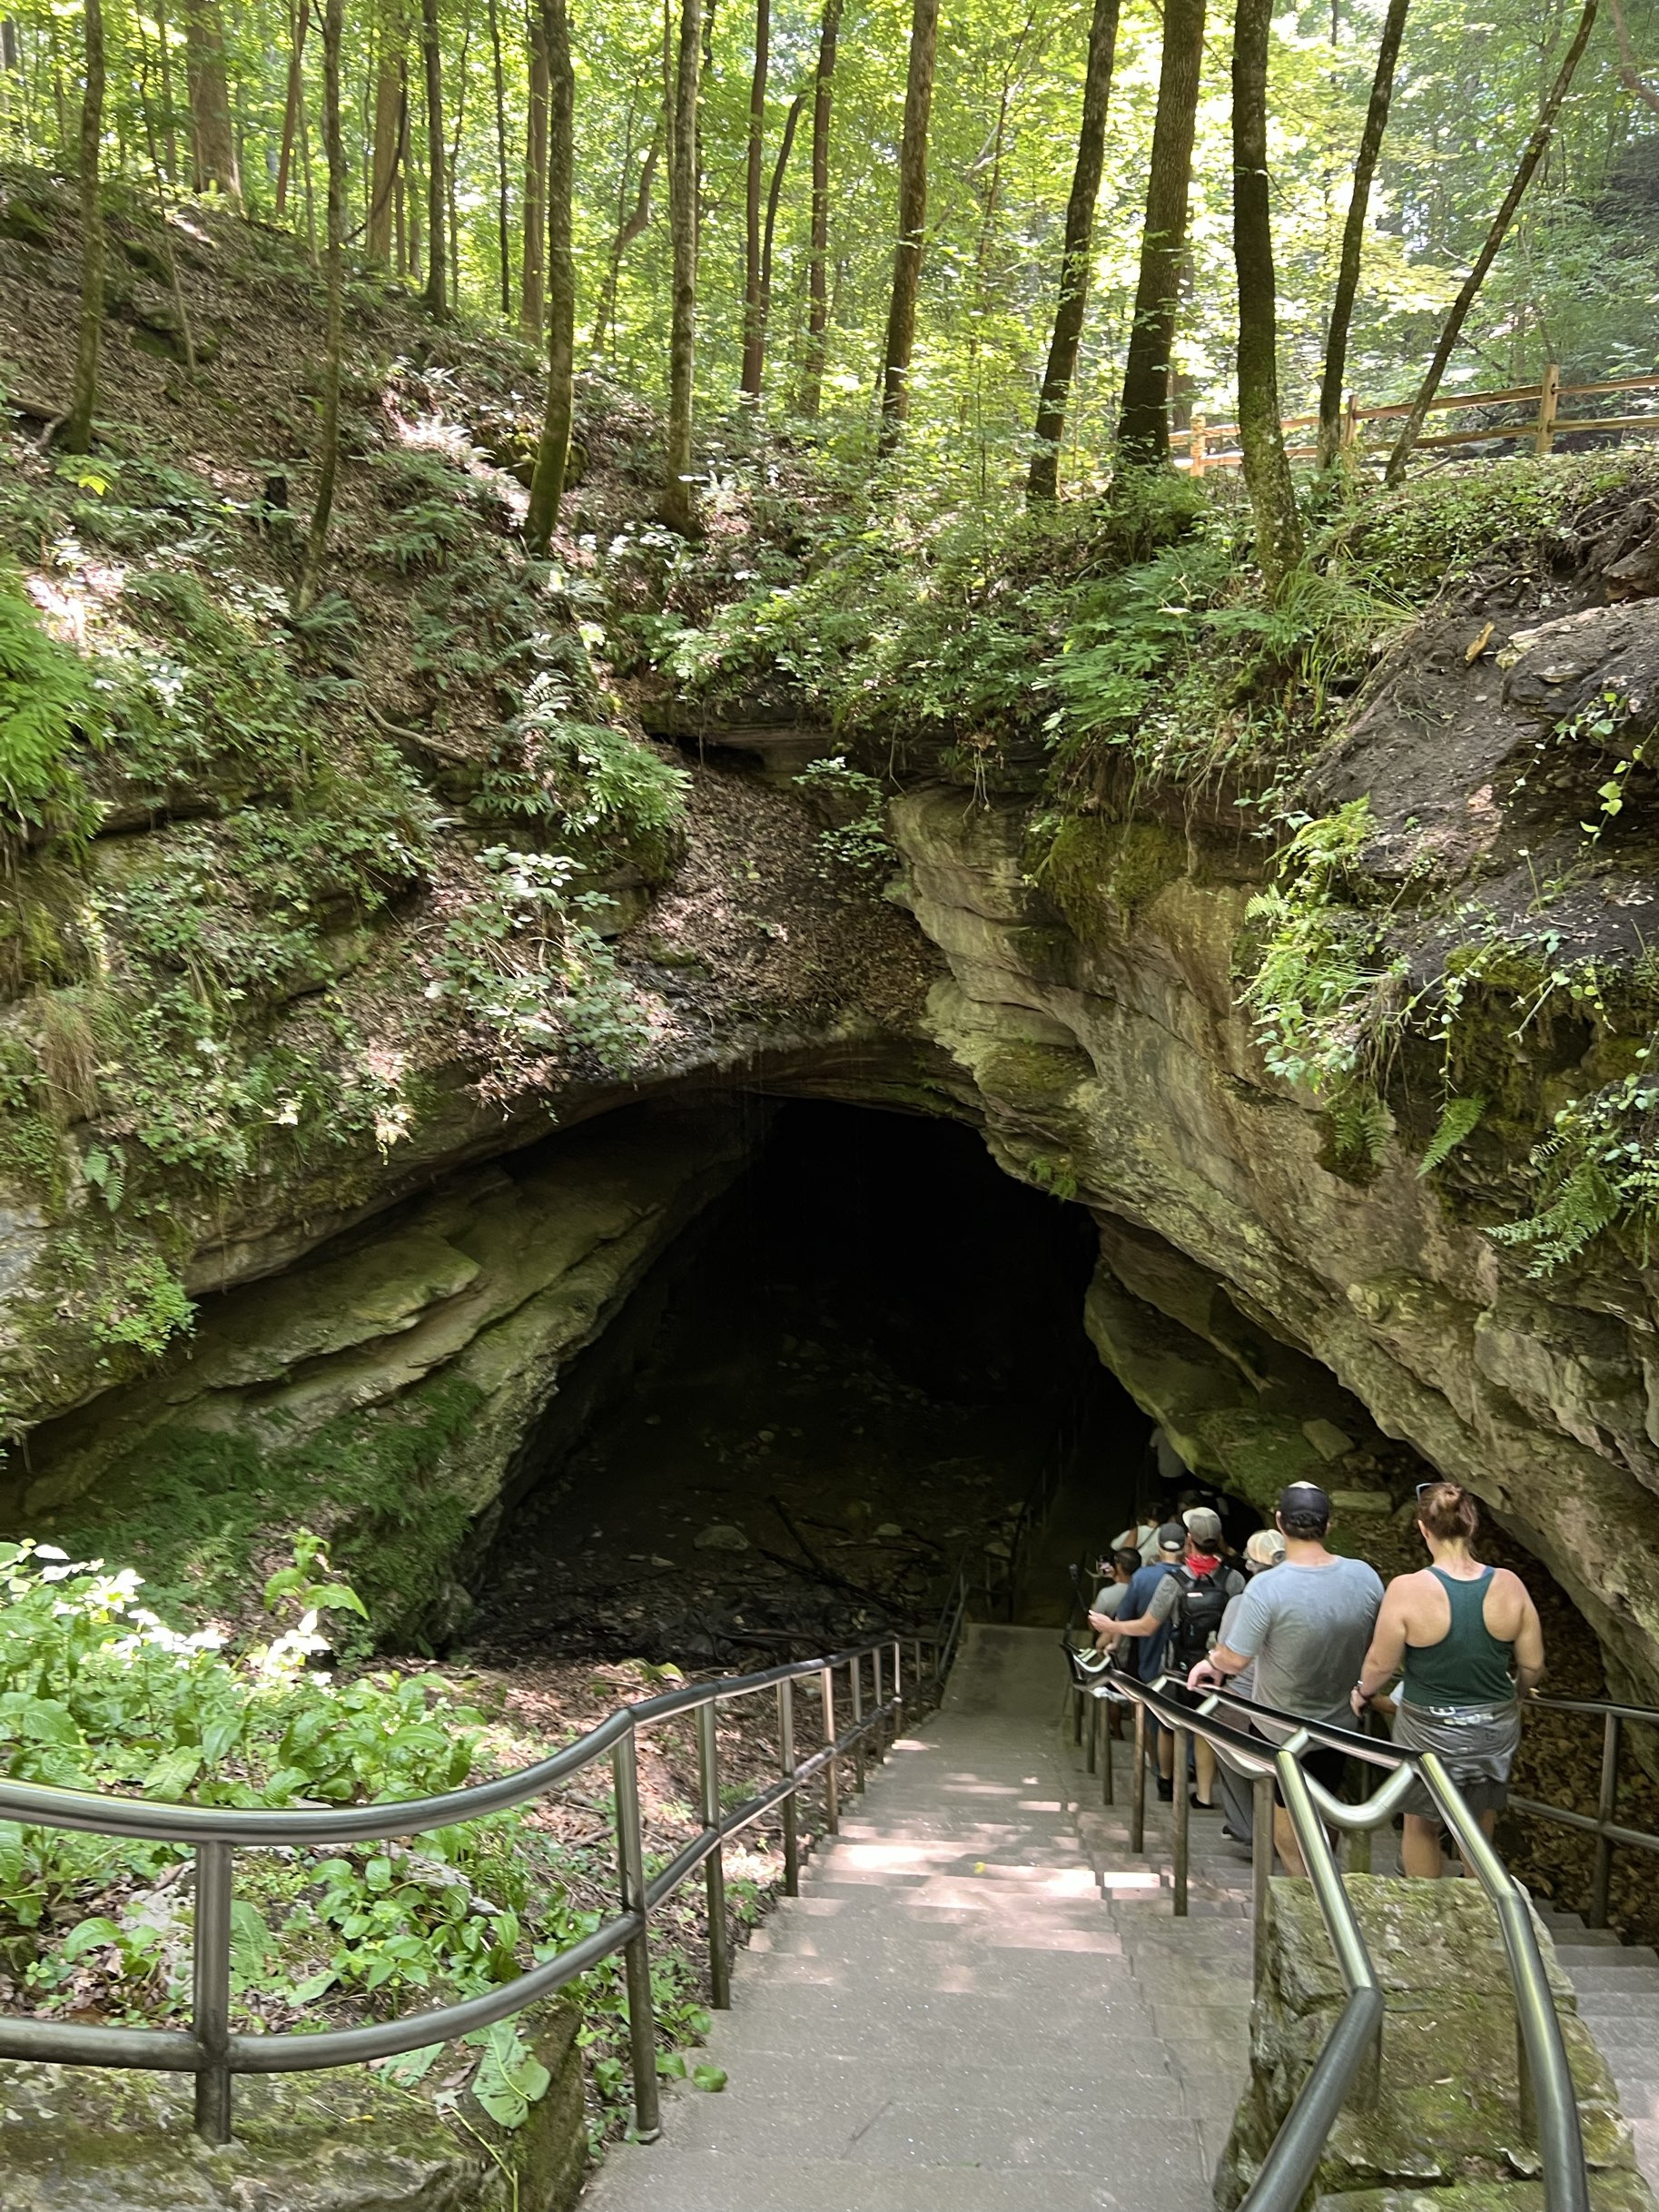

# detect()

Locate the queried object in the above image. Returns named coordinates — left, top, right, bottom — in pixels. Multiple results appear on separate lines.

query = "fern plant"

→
left=0, top=564, right=99, bottom=840
left=1417, top=1094, right=1486, bottom=1178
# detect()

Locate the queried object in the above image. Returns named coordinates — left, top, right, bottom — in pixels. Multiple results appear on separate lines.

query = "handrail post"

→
left=1101, top=1694, right=1114, bottom=1807
left=1588, top=1711, right=1622, bottom=1930
left=777, top=1676, right=799, bottom=1898
left=1131, top=1697, right=1148, bottom=1855
left=612, top=1731, right=661, bottom=2142
left=1073, top=1676, right=1085, bottom=1744
left=1251, top=1773, right=1275, bottom=1996
left=1536, top=360, right=1561, bottom=457
left=696, top=1701, right=731, bottom=2010
left=893, top=1638, right=904, bottom=1737
left=1189, top=413, right=1207, bottom=478
left=872, top=1644, right=884, bottom=1762
left=1085, top=1687, right=1098, bottom=1775
left=1172, top=1723, right=1190, bottom=1917
left=821, top=1664, right=840, bottom=1835
left=193, top=1840, right=233, bottom=2146
left=852, top=1652, right=865, bottom=1793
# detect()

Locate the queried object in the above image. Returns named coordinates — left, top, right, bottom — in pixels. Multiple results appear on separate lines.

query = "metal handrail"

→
left=0, top=1597, right=970, bottom=2148
left=1064, top=1650, right=1591, bottom=2212
left=1510, top=1693, right=1659, bottom=1929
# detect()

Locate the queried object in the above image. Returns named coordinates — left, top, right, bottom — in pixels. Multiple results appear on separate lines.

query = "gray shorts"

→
left=1392, top=1697, right=1521, bottom=1822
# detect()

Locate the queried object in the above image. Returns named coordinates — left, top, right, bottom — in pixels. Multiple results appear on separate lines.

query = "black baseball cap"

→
left=1278, top=1481, right=1332, bottom=1520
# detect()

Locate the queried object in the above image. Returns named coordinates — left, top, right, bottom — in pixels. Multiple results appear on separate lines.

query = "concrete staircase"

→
left=582, top=1624, right=1659, bottom=2209
left=1538, top=1905, right=1659, bottom=2189
left=584, top=1625, right=1251, bottom=2211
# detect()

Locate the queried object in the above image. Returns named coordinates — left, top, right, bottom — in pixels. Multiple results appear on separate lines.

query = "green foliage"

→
left=1240, top=801, right=1407, bottom=1101
left=1490, top=1057, right=1659, bottom=1272
left=86, top=1251, right=194, bottom=1358
left=55, top=1374, right=489, bottom=1634
left=0, top=1535, right=561, bottom=2115
left=794, top=755, right=893, bottom=876
left=430, top=847, right=656, bottom=1088
left=0, top=563, right=97, bottom=840
left=478, top=709, right=689, bottom=881
left=1418, top=1094, right=1486, bottom=1177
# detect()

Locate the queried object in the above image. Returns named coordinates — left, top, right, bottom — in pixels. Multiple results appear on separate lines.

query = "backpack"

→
left=1169, top=1561, right=1238, bottom=1667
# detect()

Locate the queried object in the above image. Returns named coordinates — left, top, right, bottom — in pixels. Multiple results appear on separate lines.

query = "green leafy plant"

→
left=0, top=563, right=99, bottom=839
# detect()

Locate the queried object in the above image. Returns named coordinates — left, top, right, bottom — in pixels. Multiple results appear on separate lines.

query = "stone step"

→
left=586, top=2148, right=1214, bottom=2211
left=1560, top=1945, right=1659, bottom=1973
left=1565, top=1966, right=1659, bottom=1996
left=1575, top=1990, right=1659, bottom=2016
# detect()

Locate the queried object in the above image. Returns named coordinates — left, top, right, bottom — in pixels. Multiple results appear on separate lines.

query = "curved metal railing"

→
left=1063, top=1648, right=1592, bottom=2212
left=1511, top=1693, right=1659, bottom=1928
left=0, top=1609, right=967, bottom=2147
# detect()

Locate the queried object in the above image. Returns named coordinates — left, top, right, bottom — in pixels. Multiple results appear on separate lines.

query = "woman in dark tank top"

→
left=1351, top=1482, right=1545, bottom=1878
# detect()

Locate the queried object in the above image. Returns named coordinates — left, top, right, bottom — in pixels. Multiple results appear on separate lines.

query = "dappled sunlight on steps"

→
left=582, top=1625, right=1250, bottom=2211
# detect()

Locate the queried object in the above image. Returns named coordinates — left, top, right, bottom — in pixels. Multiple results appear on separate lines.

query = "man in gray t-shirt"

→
left=1189, top=1482, right=1382, bottom=1876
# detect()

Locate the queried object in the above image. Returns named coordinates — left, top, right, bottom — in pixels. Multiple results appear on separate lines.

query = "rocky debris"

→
left=0, top=2004, right=586, bottom=2212
left=1220, top=1878, right=1653, bottom=2208
left=692, top=1523, right=750, bottom=1552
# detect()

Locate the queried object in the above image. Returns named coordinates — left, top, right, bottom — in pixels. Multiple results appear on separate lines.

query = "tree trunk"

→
left=446, top=0, right=471, bottom=307
left=739, top=0, right=769, bottom=398
left=1233, top=0, right=1303, bottom=586
left=420, top=0, right=446, bottom=315
left=590, top=112, right=660, bottom=358
left=755, top=88, right=803, bottom=393
left=799, top=0, right=842, bottom=419
left=295, top=0, right=344, bottom=612
left=1385, top=0, right=1598, bottom=484
left=367, top=4, right=404, bottom=262
left=660, top=0, right=703, bottom=531
left=1027, top=0, right=1121, bottom=501
left=181, top=0, right=241, bottom=205
left=876, top=0, right=939, bottom=456
left=274, top=0, right=308, bottom=216
left=1609, top=0, right=1659, bottom=114
left=1115, top=0, right=1205, bottom=464
left=64, top=0, right=104, bottom=452
left=487, top=0, right=511, bottom=318
left=526, top=0, right=574, bottom=550
left=1316, top=0, right=1408, bottom=467
left=521, top=8, right=548, bottom=335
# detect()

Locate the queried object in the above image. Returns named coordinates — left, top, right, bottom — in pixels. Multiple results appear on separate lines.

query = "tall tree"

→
left=1385, top=0, right=1599, bottom=483
left=755, top=89, right=803, bottom=393
left=739, top=0, right=768, bottom=399
left=1316, top=0, right=1409, bottom=469
left=64, top=0, right=105, bottom=453
left=521, top=8, right=548, bottom=335
left=526, top=0, right=575, bottom=549
left=366, top=5, right=405, bottom=263
left=1232, top=0, right=1302, bottom=585
left=420, top=0, right=447, bottom=315
left=660, top=0, right=702, bottom=531
left=1609, top=0, right=1659, bottom=113
left=1027, top=0, right=1121, bottom=501
left=180, top=0, right=241, bottom=205
left=1115, top=0, right=1205, bottom=464
left=798, top=0, right=842, bottom=419
left=295, top=0, right=344, bottom=612
left=590, top=113, right=660, bottom=358
left=487, top=0, right=512, bottom=318
left=274, top=0, right=308, bottom=216
left=876, top=0, right=940, bottom=456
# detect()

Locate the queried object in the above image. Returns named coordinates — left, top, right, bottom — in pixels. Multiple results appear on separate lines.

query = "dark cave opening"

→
left=471, top=1100, right=1150, bottom=1664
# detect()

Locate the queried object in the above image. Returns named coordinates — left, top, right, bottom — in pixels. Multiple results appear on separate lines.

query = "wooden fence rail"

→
left=1177, top=365, right=1659, bottom=475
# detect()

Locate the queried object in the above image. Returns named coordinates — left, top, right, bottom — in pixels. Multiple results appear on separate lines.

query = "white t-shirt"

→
left=1111, top=1522, right=1161, bottom=1566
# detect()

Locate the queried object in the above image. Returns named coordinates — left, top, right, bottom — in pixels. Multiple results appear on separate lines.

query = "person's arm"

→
left=1187, top=1640, right=1251, bottom=1690
left=1101, top=1575, right=1179, bottom=1641
left=1510, top=1578, right=1545, bottom=1694
left=1352, top=1579, right=1409, bottom=1715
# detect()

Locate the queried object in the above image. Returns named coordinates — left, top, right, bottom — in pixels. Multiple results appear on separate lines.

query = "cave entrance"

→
left=472, top=1101, right=1148, bottom=1664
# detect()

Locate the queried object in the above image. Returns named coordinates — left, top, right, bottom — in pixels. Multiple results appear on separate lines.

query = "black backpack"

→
left=1169, top=1561, right=1236, bottom=1666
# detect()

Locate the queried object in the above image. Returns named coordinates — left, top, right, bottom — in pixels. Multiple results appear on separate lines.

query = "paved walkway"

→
left=585, top=1625, right=1252, bottom=2212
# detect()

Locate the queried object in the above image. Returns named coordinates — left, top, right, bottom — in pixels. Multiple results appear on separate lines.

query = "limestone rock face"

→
left=1220, top=1876, right=1653, bottom=2208
left=887, top=785, right=1659, bottom=1706
left=0, top=2004, right=586, bottom=2211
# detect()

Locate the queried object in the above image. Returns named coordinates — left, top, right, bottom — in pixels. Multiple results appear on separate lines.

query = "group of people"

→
left=1086, top=1476, right=1545, bottom=1879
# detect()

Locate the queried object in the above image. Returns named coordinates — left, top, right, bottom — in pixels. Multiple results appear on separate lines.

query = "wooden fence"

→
left=1177, top=366, right=1659, bottom=473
